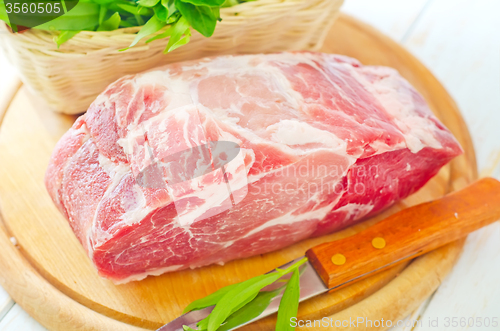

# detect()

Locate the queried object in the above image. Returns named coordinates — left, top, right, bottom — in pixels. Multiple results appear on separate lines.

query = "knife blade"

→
left=157, top=177, right=500, bottom=331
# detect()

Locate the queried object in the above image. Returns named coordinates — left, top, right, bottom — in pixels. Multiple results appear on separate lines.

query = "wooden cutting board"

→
left=0, top=14, right=477, bottom=331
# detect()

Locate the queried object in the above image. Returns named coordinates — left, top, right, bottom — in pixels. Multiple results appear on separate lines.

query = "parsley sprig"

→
left=183, top=258, right=307, bottom=331
left=0, top=0, right=251, bottom=52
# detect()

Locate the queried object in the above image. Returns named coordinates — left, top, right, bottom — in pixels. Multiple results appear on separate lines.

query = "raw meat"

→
left=45, top=52, right=462, bottom=283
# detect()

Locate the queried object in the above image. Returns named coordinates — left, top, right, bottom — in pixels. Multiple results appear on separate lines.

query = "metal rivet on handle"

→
left=331, top=253, right=346, bottom=266
left=372, top=237, right=386, bottom=249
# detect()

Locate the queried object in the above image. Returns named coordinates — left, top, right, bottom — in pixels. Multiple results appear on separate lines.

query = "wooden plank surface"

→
left=401, top=0, right=500, bottom=329
left=342, top=0, right=431, bottom=41
left=1, top=0, right=499, bottom=329
left=0, top=305, right=46, bottom=331
left=404, top=0, right=500, bottom=173
left=0, top=288, right=13, bottom=322
left=381, top=0, right=500, bottom=329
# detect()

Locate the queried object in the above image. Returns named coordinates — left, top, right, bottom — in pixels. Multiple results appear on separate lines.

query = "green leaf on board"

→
left=207, top=273, right=284, bottom=331
left=182, top=325, right=199, bottom=331
left=218, top=289, right=281, bottom=331
left=276, top=267, right=301, bottom=331
left=179, top=258, right=307, bottom=331
left=196, top=315, right=210, bottom=330
left=183, top=279, right=240, bottom=314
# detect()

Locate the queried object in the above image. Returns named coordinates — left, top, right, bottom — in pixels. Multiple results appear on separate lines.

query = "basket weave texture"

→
left=0, top=0, right=343, bottom=114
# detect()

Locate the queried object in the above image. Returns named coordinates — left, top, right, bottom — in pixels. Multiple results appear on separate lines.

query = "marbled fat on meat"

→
left=45, top=52, right=462, bottom=283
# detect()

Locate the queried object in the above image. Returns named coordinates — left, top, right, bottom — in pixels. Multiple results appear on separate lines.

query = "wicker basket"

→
left=0, top=0, right=343, bottom=114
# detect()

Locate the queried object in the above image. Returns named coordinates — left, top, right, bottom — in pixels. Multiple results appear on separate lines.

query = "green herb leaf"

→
left=207, top=273, right=283, bottom=331
left=135, top=14, right=144, bottom=25
left=197, top=315, right=210, bottom=330
left=162, top=0, right=176, bottom=16
left=54, top=30, right=79, bottom=47
left=182, top=326, right=199, bottom=331
left=181, top=258, right=307, bottom=331
left=116, top=3, right=140, bottom=15
left=183, top=280, right=240, bottom=314
left=125, top=15, right=166, bottom=49
left=0, top=0, right=250, bottom=51
left=92, top=0, right=116, bottom=5
left=221, top=0, right=240, bottom=7
left=61, top=0, right=68, bottom=13
left=212, top=7, right=220, bottom=21
left=277, top=258, right=308, bottom=275
left=181, top=0, right=226, bottom=6
left=162, top=16, right=191, bottom=53
left=175, top=0, right=216, bottom=37
left=145, top=28, right=170, bottom=43
left=98, top=5, right=107, bottom=25
left=138, top=0, right=161, bottom=7
left=164, top=27, right=190, bottom=52
left=119, top=20, right=134, bottom=27
left=276, top=268, right=301, bottom=331
left=116, top=3, right=152, bottom=16
left=0, top=0, right=11, bottom=27
left=217, top=290, right=281, bottom=331
left=97, top=12, right=120, bottom=31
left=154, top=5, right=168, bottom=22
left=35, top=2, right=100, bottom=31
left=163, top=0, right=180, bottom=23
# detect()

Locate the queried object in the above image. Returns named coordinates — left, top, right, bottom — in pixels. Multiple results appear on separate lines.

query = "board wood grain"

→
left=402, top=0, right=500, bottom=327
left=0, top=14, right=477, bottom=331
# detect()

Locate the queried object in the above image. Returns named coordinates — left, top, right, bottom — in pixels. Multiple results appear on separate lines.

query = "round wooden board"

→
left=0, top=14, right=477, bottom=331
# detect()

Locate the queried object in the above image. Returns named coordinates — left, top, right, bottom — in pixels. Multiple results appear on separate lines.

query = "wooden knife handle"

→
left=306, top=177, right=500, bottom=290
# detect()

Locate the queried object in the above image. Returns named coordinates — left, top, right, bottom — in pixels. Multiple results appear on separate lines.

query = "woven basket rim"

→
left=0, top=0, right=314, bottom=38
left=0, top=0, right=343, bottom=113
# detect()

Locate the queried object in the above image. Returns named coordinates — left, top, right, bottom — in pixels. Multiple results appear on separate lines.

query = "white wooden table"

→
left=0, top=0, right=499, bottom=329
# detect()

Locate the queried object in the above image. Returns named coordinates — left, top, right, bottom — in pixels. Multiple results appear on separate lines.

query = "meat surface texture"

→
left=45, top=52, right=462, bottom=283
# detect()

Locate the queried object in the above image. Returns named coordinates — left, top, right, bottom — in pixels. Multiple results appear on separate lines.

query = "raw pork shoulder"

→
left=45, top=52, right=462, bottom=283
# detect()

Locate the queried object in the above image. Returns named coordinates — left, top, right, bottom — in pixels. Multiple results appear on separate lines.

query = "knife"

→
left=158, top=177, right=500, bottom=331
